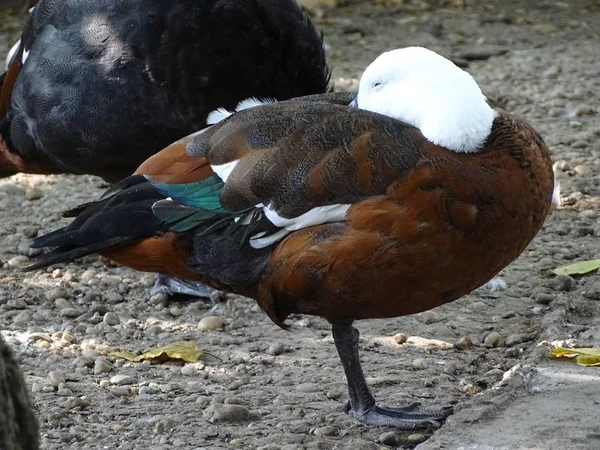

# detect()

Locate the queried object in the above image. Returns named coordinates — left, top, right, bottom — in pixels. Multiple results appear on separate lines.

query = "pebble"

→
left=13, top=311, right=32, bottom=326
left=57, top=387, right=73, bottom=396
left=379, top=431, right=397, bottom=446
left=535, top=292, right=554, bottom=305
left=54, top=298, right=73, bottom=309
left=181, top=364, right=198, bottom=376
left=408, top=433, right=426, bottom=444
left=421, top=310, right=441, bottom=324
left=46, top=287, right=68, bottom=301
left=48, top=371, right=66, bottom=387
left=73, top=356, right=94, bottom=368
left=549, top=274, right=573, bottom=292
left=267, top=342, right=285, bottom=356
left=103, top=312, right=120, bottom=326
left=394, top=333, right=408, bottom=344
left=326, top=388, right=343, bottom=400
left=204, top=404, right=250, bottom=423
left=196, top=396, right=211, bottom=406
left=313, top=426, right=338, bottom=437
left=111, top=386, right=131, bottom=397
left=25, top=187, right=42, bottom=200
left=80, top=269, right=97, bottom=283
left=110, top=374, right=135, bottom=385
left=484, top=368, right=505, bottom=379
left=229, top=318, right=246, bottom=330
left=94, top=357, right=113, bottom=375
left=139, top=386, right=159, bottom=395
left=454, top=336, right=473, bottom=350
left=484, top=331, right=502, bottom=348
left=412, top=358, right=427, bottom=370
left=82, top=349, right=101, bottom=359
left=198, top=316, right=224, bottom=331
left=7, top=255, right=30, bottom=268
left=61, top=308, right=81, bottom=318
left=295, top=383, right=319, bottom=393
left=504, top=334, right=526, bottom=346
left=443, top=362, right=458, bottom=375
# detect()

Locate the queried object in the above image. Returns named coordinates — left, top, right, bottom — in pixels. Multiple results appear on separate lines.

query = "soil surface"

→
left=1, top=1, right=600, bottom=449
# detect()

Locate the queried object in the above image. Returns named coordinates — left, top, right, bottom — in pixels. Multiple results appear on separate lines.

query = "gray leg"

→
left=151, top=273, right=227, bottom=303
left=332, top=321, right=453, bottom=429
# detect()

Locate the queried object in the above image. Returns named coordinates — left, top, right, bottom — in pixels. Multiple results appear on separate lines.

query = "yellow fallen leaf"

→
left=548, top=347, right=600, bottom=367
left=552, top=260, right=600, bottom=277
left=110, top=341, right=203, bottom=363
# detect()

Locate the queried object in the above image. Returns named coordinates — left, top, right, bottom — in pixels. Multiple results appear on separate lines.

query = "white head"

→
left=354, top=47, right=496, bottom=153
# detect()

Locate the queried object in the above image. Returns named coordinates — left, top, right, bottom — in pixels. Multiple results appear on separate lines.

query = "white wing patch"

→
left=263, top=204, right=350, bottom=231
left=206, top=97, right=277, bottom=126
left=248, top=203, right=351, bottom=249
left=210, top=160, right=239, bottom=183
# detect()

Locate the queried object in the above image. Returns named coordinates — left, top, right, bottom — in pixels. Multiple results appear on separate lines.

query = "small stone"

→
left=80, top=270, right=97, bottom=283
left=574, top=165, right=589, bottom=176
left=46, top=287, right=68, bottom=301
left=110, top=374, right=134, bottom=385
left=394, top=333, right=408, bottom=345
left=314, top=426, right=338, bottom=437
left=111, top=386, right=131, bottom=397
left=7, top=255, right=30, bottom=268
left=408, top=433, right=426, bottom=444
left=31, top=382, right=43, bottom=393
left=154, top=421, right=165, bottom=435
left=229, top=318, right=245, bottom=329
left=61, top=331, right=74, bottom=343
left=73, top=356, right=94, bottom=368
left=47, top=371, right=66, bottom=387
left=484, top=331, right=502, bottom=348
left=267, top=342, right=285, bottom=356
left=205, top=404, right=250, bottom=423
left=61, top=308, right=80, bottom=318
left=535, top=292, right=554, bottom=305
left=82, top=349, right=101, bottom=359
left=412, top=358, right=427, bottom=370
left=64, top=396, right=91, bottom=410
left=326, top=389, right=343, bottom=400
left=454, top=336, right=473, bottom=350
left=549, top=275, right=573, bottom=292
left=198, top=316, right=225, bottom=331
left=139, top=386, right=158, bottom=395
left=379, top=431, right=397, bottom=446
left=295, top=383, right=319, bottom=393
left=421, top=311, right=441, bottom=324
left=504, top=334, right=526, bottom=346
left=56, top=387, right=73, bottom=396
left=181, top=364, right=198, bottom=376
left=54, top=298, right=73, bottom=309
left=484, top=368, right=504, bottom=378
left=13, top=310, right=32, bottom=326
left=103, top=312, right=120, bottom=326
left=196, top=395, right=211, bottom=406
left=99, top=380, right=111, bottom=388
left=443, top=362, right=458, bottom=375
left=25, top=187, right=42, bottom=200
left=94, top=357, right=113, bottom=375
left=169, top=306, right=182, bottom=317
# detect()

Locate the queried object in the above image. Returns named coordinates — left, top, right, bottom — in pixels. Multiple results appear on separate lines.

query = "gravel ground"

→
left=1, top=1, right=600, bottom=449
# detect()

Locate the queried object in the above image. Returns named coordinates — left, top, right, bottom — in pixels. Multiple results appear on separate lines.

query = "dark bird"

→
left=27, top=47, right=554, bottom=428
left=0, top=0, right=329, bottom=182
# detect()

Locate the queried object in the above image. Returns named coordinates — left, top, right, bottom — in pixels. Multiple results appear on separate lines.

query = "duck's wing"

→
left=144, top=98, right=424, bottom=248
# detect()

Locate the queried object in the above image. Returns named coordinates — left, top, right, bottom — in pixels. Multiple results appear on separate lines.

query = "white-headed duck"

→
left=27, top=47, right=554, bottom=428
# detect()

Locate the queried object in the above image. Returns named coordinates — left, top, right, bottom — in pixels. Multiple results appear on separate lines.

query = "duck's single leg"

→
left=332, top=321, right=453, bottom=429
left=150, top=274, right=227, bottom=303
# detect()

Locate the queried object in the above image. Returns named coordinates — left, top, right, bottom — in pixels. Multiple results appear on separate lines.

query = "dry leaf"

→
left=110, top=341, right=203, bottom=363
left=552, top=260, right=600, bottom=277
left=548, top=347, right=600, bottom=367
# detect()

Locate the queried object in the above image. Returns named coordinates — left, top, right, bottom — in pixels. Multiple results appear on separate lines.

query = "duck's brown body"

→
left=27, top=92, right=553, bottom=428
left=258, top=113, right=553, bottom=325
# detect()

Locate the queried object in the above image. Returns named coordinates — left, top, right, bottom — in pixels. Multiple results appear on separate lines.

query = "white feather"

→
left=235, top=97, right=276, bottom=111
left=263, top=203, right=350, bottom=231
left=210, top=160, right=239, bottom=183
left=485, top=276, right=507, bottom=292
left=249, top=229, right=292, bottom=249
left=22, top=48, right=30, bottom=64
left=206, top=97, right=276, bottom=126
left=206, top=108, right=233, bottom=125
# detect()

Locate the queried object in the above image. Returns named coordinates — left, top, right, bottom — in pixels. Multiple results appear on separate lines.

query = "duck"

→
left=26, top=46, right=554, bottom=428
left=0, top=0, right=329, bottom=182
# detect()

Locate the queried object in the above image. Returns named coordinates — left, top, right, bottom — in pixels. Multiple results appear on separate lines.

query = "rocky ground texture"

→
left=1, top=1, right=600, bottom=449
